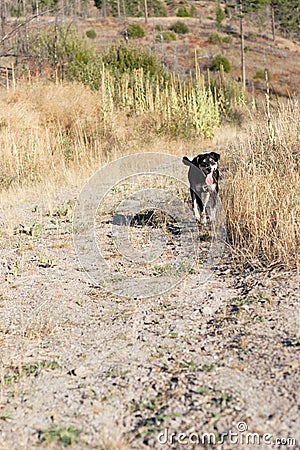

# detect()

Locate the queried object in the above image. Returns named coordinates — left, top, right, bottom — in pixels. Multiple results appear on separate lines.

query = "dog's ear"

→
left=182, top=156, right=192, bottom=166
left=209, top=152, right=220, bottom=162
left=195, top=154, right=206, bottom=166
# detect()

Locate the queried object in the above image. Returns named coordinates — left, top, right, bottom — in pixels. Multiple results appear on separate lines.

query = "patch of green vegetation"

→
left=196, top=386, right=212, bottom=395
left=161, top=30, right=177, bottom=42
left=28, top=25, right=95, bottom=80
left=86, top=29, right=97, bottom=39
left=103, top=368, right=131, bottom=379
left=158, top=303, right=177, bottom=311
left=208, top=32, right=222, bottom=44
left=210, top=54, right=231, bottom=73
left=209, top=392, right=235, bottom=406
left=201, top=363, right=216, bottom=372
left=190, top=5, right=198, bottom=17
left=199, top=231, right=210, bottom=241
left=17, top=220, right=44, bottom=236
left=169, top=332, right=179, bottom=339
left=284, top=338, right=300, bottom=347
left=230, top=293, right=269, bottom=314
left=178, top=361, right=216, bottom=373
left=138, top=412, right=181, bottom=438
left=253, top=68, right=272, bottom=81
left=50, top=203, right=73, bottom=222
left=127, top=23, right=146, bottom=39
left=177, top=6, right=190, bottom=17
left=0, top=410, right=13, bottom=420
left=102, top=43, right=167, bottom=79
left=222, top=34, right=233, bottom=44
left=38, top=253, right=58, bottom=268
left=216, top=1, right=225, bottom=30
left=38, top=425, right=83, bottom=447
left=169, top=20, right=189, bottom=35
left=1, top=360, right=60, bottom=386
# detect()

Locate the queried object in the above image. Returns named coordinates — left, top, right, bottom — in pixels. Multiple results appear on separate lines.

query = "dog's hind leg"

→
left=200, top=192, right=210, bottom=225
left=193, top=197, right=201, bottom=222
left=190, top=189, right=201, bottom=222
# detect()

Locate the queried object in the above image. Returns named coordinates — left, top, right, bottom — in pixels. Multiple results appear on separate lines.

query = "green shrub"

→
left=152, top=0, right=167, bottom=17
left=161, top=30, right=177, bottom=42
left=127, top=23, right=146, bottom=38
left=28, top=26, right=95, bottom=80
left=222, top=35, right=233, bottom=44
left=190, top=5, right=198, bottom=18
left=86, top=29, right=97, bottom=39
left=248, top=31, right=257, bottom=41
left=253, top=68, right=272, bottom=81
left=102, top=44, right=167, bottom=79
left=208, top=32, right=222, bottom=44
left=216, top=2, right=225, bottom=30
left=72, top=44, right=170, bottom=91
left=169, top=21, right=189, bottom=34
left=177, top=7, right=190, bottom=17
left=210, top=55, right=231, bottom=73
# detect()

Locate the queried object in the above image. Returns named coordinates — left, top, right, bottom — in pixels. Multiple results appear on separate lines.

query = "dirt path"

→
left=0, top=192, right=299, bottom=449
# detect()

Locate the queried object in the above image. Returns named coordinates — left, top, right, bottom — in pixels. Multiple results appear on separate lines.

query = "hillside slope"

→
left=78, top=1, right=300, bottom=98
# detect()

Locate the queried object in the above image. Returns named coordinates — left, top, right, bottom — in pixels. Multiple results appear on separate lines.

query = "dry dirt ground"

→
left=0, top=180, right=299, bottom=449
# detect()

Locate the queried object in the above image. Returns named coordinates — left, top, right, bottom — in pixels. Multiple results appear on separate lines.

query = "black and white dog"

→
left=183, top=152, right=220, bottom=225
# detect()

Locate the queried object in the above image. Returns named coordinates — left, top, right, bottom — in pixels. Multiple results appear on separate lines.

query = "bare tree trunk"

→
left=23, top=0, right=29, bottom=52
left=0, top=0, right=6, bottom=43
left=122, top=0, right=126, bottom=19
left=102, top=0, right=107, bottom=18
left=271, top=2, right=275, bottom=42
left=54, top=16, right=58, bottom=82
left=117, top=0, right=121, bottom=18
left=36, top=0, right=42, bottom=76
left=143, top=0, right=148, bottom=24
left=239, top=0, right=246, bottom=90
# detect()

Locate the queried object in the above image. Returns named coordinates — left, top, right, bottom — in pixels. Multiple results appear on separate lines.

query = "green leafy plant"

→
left=39, top=425, right=83, bottom=447
left=216, top=1, right=225, bottom=30
left=127, top=23, right=146, bottom=38
left=208, top=32, right=222, bottom=44
left=17, top=221, right=44, bottom=236
left=169, top=21, right=189, bottom=34
left=161, top=30, right=176, bottom=42
left=177, top=6, right=190, bottom=17
left=210, top=54, right=231, bottom=73
left=102, top=43, right=165, bottom=78
left=223, top=34, right=233, bottom=44
left=28, top=26, right=95, bottom=80
left=1, top=360, right=60, bottom=386
left=38, top=253, right=58, bottom=268
left=254, top=68, right=272, bottom=81
left=86, top=29, right=97, bottom=39
left=190, top=5, right=198, bottom=17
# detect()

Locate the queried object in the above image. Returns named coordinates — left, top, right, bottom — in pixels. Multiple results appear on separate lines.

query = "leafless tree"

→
left=143, top=0, right=148, bottom=24
left=239, top=0, right=246, bottom=90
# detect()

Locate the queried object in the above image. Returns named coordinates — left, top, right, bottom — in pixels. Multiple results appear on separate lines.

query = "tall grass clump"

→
left=223, top=99, right=300, bottom=269
left=0, top=83, right=107, bottom=189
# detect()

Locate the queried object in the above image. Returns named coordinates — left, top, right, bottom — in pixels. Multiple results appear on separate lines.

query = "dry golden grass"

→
left=223, top=100, right=300, bottom=268
left=0, top=80, right=299, bottom=269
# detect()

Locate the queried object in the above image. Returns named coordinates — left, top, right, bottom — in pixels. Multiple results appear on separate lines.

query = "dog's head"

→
left=183, top=152, right=220, bottom=186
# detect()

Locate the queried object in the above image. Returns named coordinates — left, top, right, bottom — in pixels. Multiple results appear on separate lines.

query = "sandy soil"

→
left=0, top=184, right=299, bottom=449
